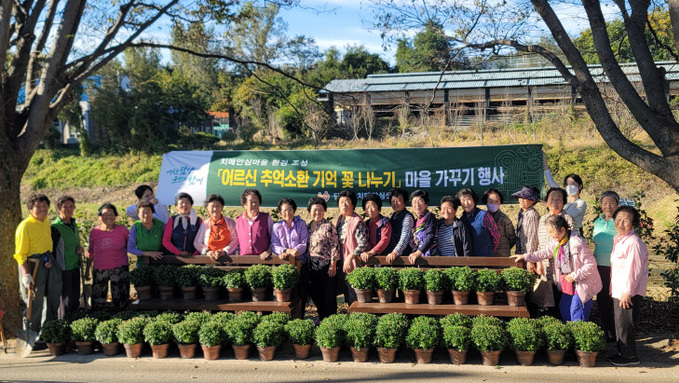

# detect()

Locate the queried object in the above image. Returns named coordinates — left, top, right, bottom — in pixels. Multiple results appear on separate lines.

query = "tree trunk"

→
left=669, top=0, right=679, bottom=55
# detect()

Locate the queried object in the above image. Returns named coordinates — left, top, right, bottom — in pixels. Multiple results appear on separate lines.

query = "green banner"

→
left=205, top=145, right=543, bottom=207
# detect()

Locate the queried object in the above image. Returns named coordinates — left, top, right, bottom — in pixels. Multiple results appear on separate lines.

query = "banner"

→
left=157, top=145, right=544, bottom=207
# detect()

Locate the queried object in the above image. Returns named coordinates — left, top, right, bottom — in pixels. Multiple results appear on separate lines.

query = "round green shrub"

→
left=398, top=268, right=425, bottom=290
left=129, top=264, right=154, bottom=287
left=223, top=269, right=246, bottom=289
left=225, top=312, right=261, bottom=346
left=244, top=264, right=272, bottom=289
left=144, top=320, right=173, bottom=346
left=344, top=313, right=377, bottom=350
left=111, top=311, right=138, bottom=321
left=507, top=318, right=543, bottom=351
left=154, top=312, right=183, bottom=324
left=314, top=322, right=342, bottom=349
left=235, top=311, right=261, bottom=328
left=41, top=319, right=72, bottom=343
left=424, top=269, right=447, bottom=291
left=117, top=317, right=149, bottom=345
left=199, top=321, right=225, bottom=347
left=284, top=319, right=315, bottom=346
left=375, top=267, right=399, bottom=290
left=271, top=264, right=300, bottom=290
left=471, top=324, right=508, bottom=351
left=451, top=266, right=475, bottom=291
left=472, top=315, right=505, bottom=328
left=70, top=317, right=99, bottom=342
left=439, top=313, right=472, bottom=329
left=261, top=312, right=291, bottom=326
left=173, top=320, right=201, bottom=344
left=95, top=319, right=123, bottom=344
left=537, top=315, right=562, bottom=328
left=474, top=268, right=501, bottom=292
left=198, top=267, right=225, bottom=287
left=442, top=325, right=471, bottom=350
left=567, top=321, right=606, bottom=352
left=153, top=265, right=177, bottom=287
left=543, top=322, right=573, bottom=351
left=210, top=311, right=235, bottom=325
left=183, top=311, right=212, bottom=325
left=406, top=316, right=441, bottom=350
left=252, top=321, right=285, bottom=347
left=501, top=267, right=534, bottom=292
left=373, top=312, right=409, bottom=349
left=176, top=265, right=201, bottom=287
left=346, top=267, right=376, bottom=290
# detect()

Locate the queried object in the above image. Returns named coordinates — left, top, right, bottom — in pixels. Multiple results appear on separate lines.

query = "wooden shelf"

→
left=130, top=298, right=292, bottom=314
left=348, top=302, right=529, bottom=318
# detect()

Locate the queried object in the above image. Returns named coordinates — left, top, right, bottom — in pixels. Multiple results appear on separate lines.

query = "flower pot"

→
left=202, top=286, right=221, bottom=301
left=547, top=349, right=567, bottom=365
left=350, top=346, right=370, bottom=362
left=377, top=289, right=394, bottom=303
left=233, top=344, right=252, bottom=360
left=257, top=345, right=276, bottom=361
left=293, top=344, right=312, bottom=359
left=124, top=343, right=143, bottom=358
left=151, top=343, right=170, bottom=359
left=250, top=287, right=267, bottom=302
left=353, top=288, right=374, bottom=303
left=101, top=342, right=120, bottom=356
left=47, top=342, right=66, bottom=356
left=274, top=288, right=292, bottom=302
left=135, top=285, right=153, bottom=300
left=377, top=347, right=397, bottom=363
left=75, top=341, right=94, bottom=355
left=506, top=291, right=526, bottom=307
left=320, top=346, right=340, bottom=362
left=227, top=287, right=244, bottom=302
left=452, top=290, right=469, bottom=305
left=515, top=350, right=536, bottom=366
left=201, top=344, right=221, bottom=360
left=576, top=350, right=598, bottom=367
left=476, top=291, right=495, bottom=306
left=403, top=289, right=421, bottom=304
left=414, top=348, right=434, bottom=364
left=178, top=343, right=198, bottom=359
left=158, top=286, right=175, bottom=300
left=426, top=290, right=444, bottom=305
left=448, top=349, right=468, bottom=365
left=480, top=350, right=502, bottom=366
left=181, top=286, right=197, bottom=300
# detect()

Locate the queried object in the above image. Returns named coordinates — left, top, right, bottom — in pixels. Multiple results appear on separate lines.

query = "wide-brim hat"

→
left=512, top=187, right=540, bottom=202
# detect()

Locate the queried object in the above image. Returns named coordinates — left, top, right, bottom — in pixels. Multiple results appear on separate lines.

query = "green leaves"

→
left=375, top=267, right=399, bottom=290
left=41, top=319, right=72, bottom=343
left=284, top=319, right=315, bottom=346
left=447, top=266, right=474, bottom=291
left=252, top=321, right=285, bottom=347
left=129, top=264, right=154, bottom=287
left=471, top=324, right=508, bottom=352
left=153, top=265, right=178, bottom=287
left=501, top=267, right=534, bottom=292
left=198, top=267, right=225, bottom=288
left=346, top=267, right=376, bottom=290
left=271, top=264, right=299, bottom=290
left=244, top=264, right=273, bottom=289
left=117, top=317, right=149, bottom=345
left=199, top=321, right=226, bottom=347
left=507, top=318, right=543, bottom=351
left=474, top=268, right=501, bottom=292
left=568, top=321, right=605, bottom=352
left=223, top=269, right=246, bottom=289
left=373, top=313, right=409, bottom=349
left=173, top=320, right=201, bottom=345
left=70, top=317, right=100, bottom=342
left=406, top=316, right=441, bottom=350
left=144, top=320, right=173, bottom=346
left=424, top=268, right=447, bottom=291
left=344, top=313, right=378, bottom=350
left=442, top=325, right=471, bottom=351
left=398, top=268, right=425, bottom=291
left=95, top=319, right=123, bottom=344
left=542, top=322, right=573, bottom=351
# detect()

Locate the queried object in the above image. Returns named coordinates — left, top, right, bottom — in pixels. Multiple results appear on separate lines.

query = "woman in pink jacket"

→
left=512, top=215, right=602, bottom=321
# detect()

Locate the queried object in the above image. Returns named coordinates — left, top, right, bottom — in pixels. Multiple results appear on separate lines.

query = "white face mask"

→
left=566, top=185, right=579, bottom=196
left=486, top=204, right=500, bottom=213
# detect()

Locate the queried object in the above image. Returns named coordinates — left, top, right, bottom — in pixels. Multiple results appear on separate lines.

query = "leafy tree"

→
left=396, top=19, right=467, bottom=72
left=341, top=45, right=391, bottom=79
left=226, top=1, right=288, bottom=66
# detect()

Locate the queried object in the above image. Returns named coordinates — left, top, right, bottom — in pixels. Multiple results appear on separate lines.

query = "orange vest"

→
left=207, top=217, right=231, bottom=251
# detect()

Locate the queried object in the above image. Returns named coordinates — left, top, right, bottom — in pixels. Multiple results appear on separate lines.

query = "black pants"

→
left=92, top=265, right=129, bottom=311
left=59, top=269, right=80, bottom=318
left=613, top=295, right=642, bottom=358
left=596, top=266, right=615, bottom=339
left=336, top=260, right=356, bottom=305
left=306, top=264, right=338, bottom=321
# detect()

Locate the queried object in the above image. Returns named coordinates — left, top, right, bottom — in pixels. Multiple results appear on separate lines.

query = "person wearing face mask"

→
left=543, top=154, right=587, bottom=235
left=125, top=184, right=170, bottom=224
left=456, top=188, right=500, bottom=257
left=482, top=189, right=516, bottom=257
left=162, top=193, right=202, bottom=256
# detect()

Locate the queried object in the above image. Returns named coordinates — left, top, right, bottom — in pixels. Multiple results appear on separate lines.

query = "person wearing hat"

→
left=512, top=186, right=541, bottom=261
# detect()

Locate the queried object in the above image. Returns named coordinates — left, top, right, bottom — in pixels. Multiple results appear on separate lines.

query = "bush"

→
left=474, top=268, right=501, bottom=292
left=442, top=325, right=471, bottom=351
left=198, top=267, right=225, bottom=288
left=176, top=265, right=201, bottom=287
left=183, top=311, right=212, bottom=325
left=543, top=322, right=573, bottom=351
left=315, top=321, right=343, bottom=349
left=373, top=312, right=409, bottom=349
left=117, top=317, right=149, bottom=345
left=252, top=321, right=285, bottom=347
left=284, top=319, right=315, bottom=346
left=111, top=311, right=138, bottom=321
left=424, top=269, right=447, bottom=291
left=507, top=318, right=543, bottom=351
left=173, top=320, right=201, bottom=344
left=471, top=324, right=508, bottom=351
left=153, top=265, right=177, bottom=287
left=398, top=268, right=424, bottom=291
left=129, top=264, right=154, bottom=287
left=199, top=321, right=225, bottom=347
left=154, top=312, right=183, bottom=324
left=501, top=267, right=534, bottom=292
left=406, top=316, right=441, bottom=350
left=234, top=311, right=261, bottom=328
left=225, top=312, right=261, bottom=346
left=144, top=320, right=173, bottom=346
left=244, top=264, right=272, bottom=289
left=41, top=319, right=72, bottom=343
left=472, top=315, right=505, bottom=329
left=449, top=266, right=474, bottom=291
left=439, top=313, right=472, bottom=329
left=568, top=321, right=606, bottom=352
left=210, top=312, right=235, bottom=325
left=537, top=315, right=562, bottom=328
left=346, top=267, right=376, bottom=290
left=70, top=317, right=99, bottom=342
left=375, top=267, right=399, bottom=290
left=223, top=269, right=246, bottom=289
left=344, top=313, right=377, bottom=350
left=260, top=312, right=291, bottom=326
left=95, top=319, right=123, bottom=344
left=271, top=264, right=300, bottom=290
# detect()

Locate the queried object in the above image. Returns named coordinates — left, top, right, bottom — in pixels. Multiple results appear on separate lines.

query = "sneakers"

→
left=608, top=354, right=640, bottom=367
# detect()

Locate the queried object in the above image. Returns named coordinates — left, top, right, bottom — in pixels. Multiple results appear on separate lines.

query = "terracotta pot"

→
left=158, top=286, right=175, bottom=300
left=480, top=350, right=502, bottom=366
left=320, top=346, right=341, bottom=362
left=452, top=290, right=469, bottom=305
left=476, top=291, right=495, bottom=306
left=515, top=350, right=536, bottom=366
left=251, top=287, right=267, bottom=302
left=547, top=349, right=567, bottom=365
left=414, top=348, right=434, bottom=364
left=506, top=291, right=526, bottom=307
left=75, top=341, right=94, bottom=355
left=150, top=343, right=169, bottom=358
left=178, top=343, right=198, bottom=359
left=426, top=290, right=444, bottom=305
left=233, top=344, right=252, bottom=360
left=292, top=344, right=312, bottom=359
left=403, top=290, right=421, bottom=304
left=448, top=349, right=468, bottom=364
left=181, top=286, right=197, bottom=300
left=377, top=347, right=397, bottom=363
left=101, top=342, right=120, bottom=356
left=47, top=342, right=66, bottom=356
left=576, top=350, right=598, bottom=367
left=135, top=285, right=153, bottom=300
left=201, top=344, right=221, bottom=360
left=350, top=346, right=370, bottom=362
left=377, top=289, right=395, bottom=303
left=202, top=286, right=221, bottom=301
left=257, top=345, right=277, bottom=361
left=274, top=288, right=292, bottom=302
left=228, top=287, right=244, bottom=302
left=354, top=288, right=374, bottom=303
left=124, top=343, right=143, bottom=358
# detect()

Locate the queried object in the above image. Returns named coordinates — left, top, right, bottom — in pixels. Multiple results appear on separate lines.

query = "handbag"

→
left=529, top=274, right=555, bottom=307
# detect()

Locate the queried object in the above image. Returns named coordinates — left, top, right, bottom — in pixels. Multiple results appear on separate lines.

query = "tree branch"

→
left=25, top=0, right=60, bottom=98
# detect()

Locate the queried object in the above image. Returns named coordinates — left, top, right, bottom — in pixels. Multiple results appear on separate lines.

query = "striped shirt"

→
left=436, top=222, right=456, bottom=256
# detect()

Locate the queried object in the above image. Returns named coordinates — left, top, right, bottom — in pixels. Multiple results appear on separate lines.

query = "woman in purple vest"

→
left=457, top=188, right=500, bottom=257
left=162, top=192, right=202, bottom=256
left=336, top=189, right=369, bottom=305
left=236, top=189, right=273, bottom=259
left=408, top=189, right=436, bottom=264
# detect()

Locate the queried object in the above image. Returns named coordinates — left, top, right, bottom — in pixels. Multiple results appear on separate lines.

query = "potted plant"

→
left=284, top=319, right=315, bottom=359
left=439, top=313, right=472, bottom=329
left=223, top=269, right=246, bottom=302
left=271, top=264, right=300, bottom=302
left=154, top=312, right=183, bottom=324
left=471, top=324, right=508, bottom=366
left=41, top=319, right=71, bottom=356
left=474, top=268, right=501, bottom=305
left=176, top=265, right=201, bottom=300
left=374, top=267, right=398, bottom=303
left=70, top=317, right=99, bottom=355
left=183, top=311, right=212, bottom=325
left=472, top=314, right=506, bottom=329
left=406, top=316, right=440, bottom=364
left=244, top=264, right=272, bottom=301
left=398, top=268, right=424, bottom=304
left=226, top=312, right=261, bottom=359
left=153, top=265, right=177, bottom=300
left=507, top=318, right=543, bottom=366
left=210, top=311, right=235, bottom=325
left=501, top=267, right=533, bottom=306
left=198, top=267, right=224, bottom=301
left=198, top=320, right=225, bottom=360
left=314, top=315, right=345, bottom=362
left=568, top=321, right=606, bottom=367
left=344, top=312, right=378, bottom=362
left=424, top=269, right=447, bottom=305
left=260, top=312, right=291, bottom=326
left=448, top=266, right=474, bottom=305
left=144, top=320, right=173, bottom=358
left=117, top=317, right=149, bottom=358
left=542, top=322, right=573, bottom=365
left=441, top=325, right=471, bottom=364
left=130, top=264, right=154, bottom=300
left=173, top=320, right=201, bottom=358
left=95, top=318, right=123, bottom=356
left=346, top=267, right=376, bottom=303
left=373, top=312, right=409, bottom=363
left=252, top=321, right=285, bottom=361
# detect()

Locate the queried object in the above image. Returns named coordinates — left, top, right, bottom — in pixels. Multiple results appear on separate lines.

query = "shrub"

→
left=315, top=322, right=343, bottom=349
left=543, top=322, right=573, bottom=351
left=225, top=312, right=261, bottom=346
left=153, top=265, right=177, bottom=287
left=144, top=320, right=173, bottom=346
left=424, top=269, right=447, bottom=291
left=284, top=319, right=315, bottom=346
left=129, top=264, right=154, bottom=287
left=442, top=325, right=471, bottom=351
left=95, top=319, right=123, bottom=344
left=439, top=313, right=472, bottom=329
left=176, top=265, right=201, bottom=287
left=568, top=321, right=606, bottom=352
left=117, top=317, right=149, bottom=345
left=507, top=318, right=543, bottom=351
left=346, top=267, right=376, bottom=290
left=172, top=320, right=201, bottom=344
left=70, top=317, right=99, bottom=342
left=111, top=311, right=138, bottom=321
left=210, top=312, right=235, bottom=325
left=471, top=324, right=508, bottom=351
left=154, top=312, right=183, bottom=324
left=252, top=321, right=285, bottom=347
left=235, top=311, right=261, bottom=328
left=183, top=311, right=212, bottom=325
left=41, top=319, right=72, bottom=343
left=375, top=267, right=399, bottom=290
left=537, top=315, right=562, bottom=328
left=450, top=266, right=475, bottom=291
left=406, top=316, right=441, bottom=350
left=472, top=315, right=505, bottom=328
left=198, top=267, right=225, bottom=288
left=501, top=267, right=534, bottom=292
left=474, top=268, right=501, bottom=292
left=271, top=264, right=300, bottom=290
left=244, top=264, right=272, bottom=289
left=373, top=312, right=409, bottom=349
left=261, top=312, right=291, bottom=326
left=398, top=268, right=424, bottom=290
left=223, top=269, right=246, bottom=289
left=344, top=313, right=378, bottom=350
left=199, top=321, right=225, bottom=347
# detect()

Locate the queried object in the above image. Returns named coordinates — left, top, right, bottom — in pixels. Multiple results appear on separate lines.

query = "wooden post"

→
left=444, top=89, right=450, bottom=126
left=484, top=87, right=491, bottom=121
